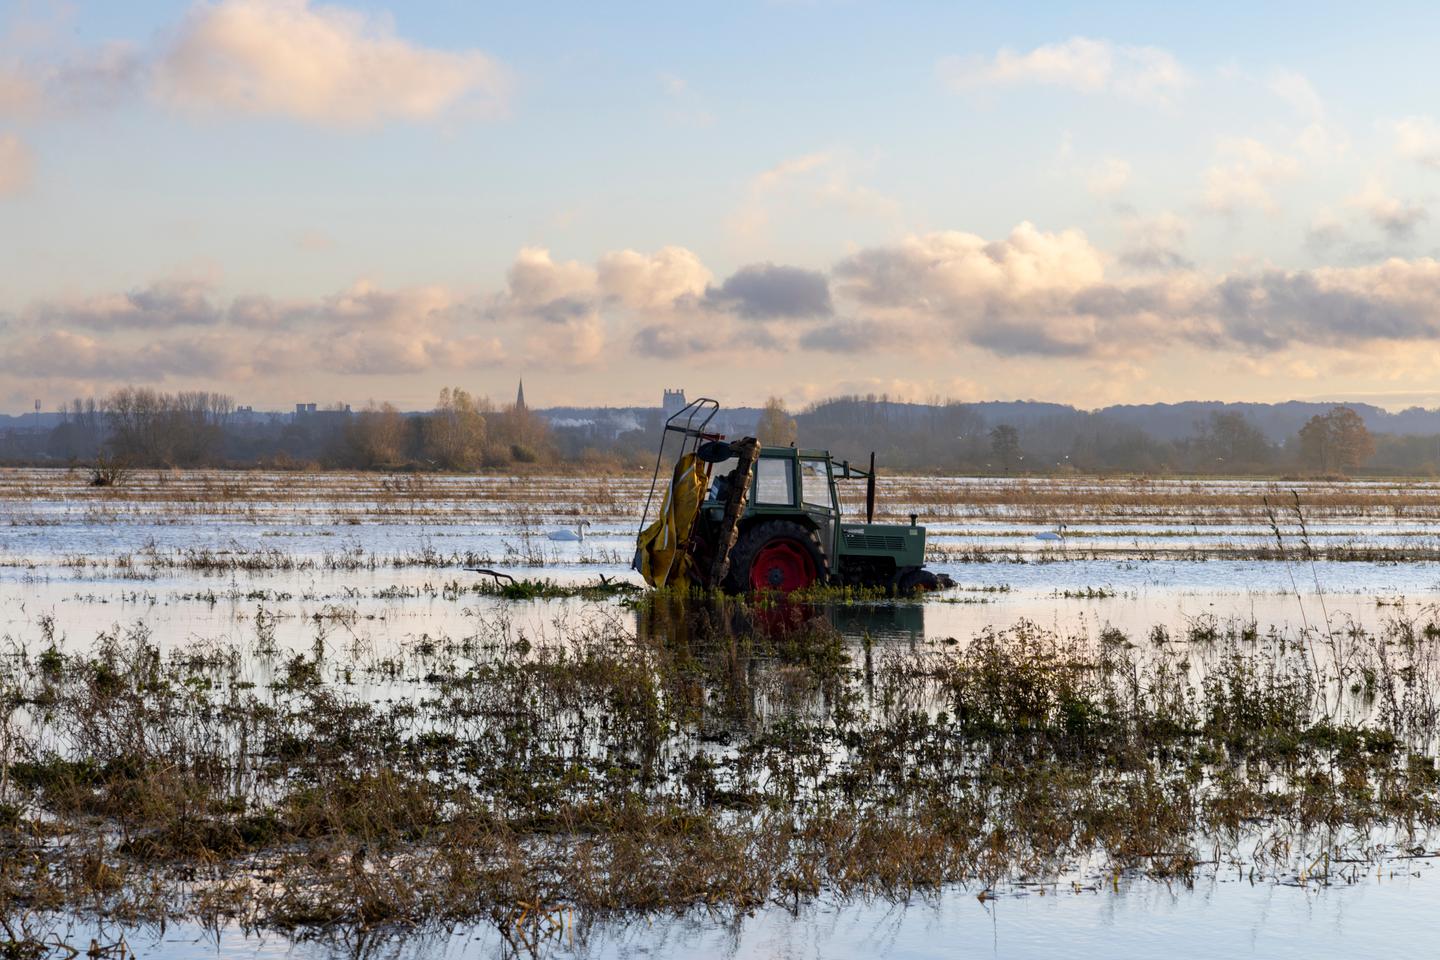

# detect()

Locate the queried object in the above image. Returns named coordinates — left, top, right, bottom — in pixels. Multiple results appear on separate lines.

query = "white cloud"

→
left=6, top=275, right=504, bottom=382
left=0, top=42, right=143, bottom=119
left=153, top=0, right=508, bottom=126
left=504, top=247, right=597, bottom=309
left=938, top=37, right=1187, bottom=105
left=705, top=263, right=831, bottom=318
left=836, top=221, right=1106, bottom=306
left=1087, top=157, right=1131, bottom=197
left=491, top=245, right=838, bottom=361
left=1262, top=70, right=1348, bottom=161
left=493, top=246, right=716, bottom=366
left=2, top=0, right=507, bottom=133
left=1305, top=209, right=1345, bottom=252
left=830, top=223, right=1440, bottom=359
left=730, top=151, right=898, bottom=238
left=1202, top=137, right=1299, bottom=214
left=1294, top=119, right=1349, bottom=162
left=941, top=37, right=1110, bottom=93
left=29, top=227, right=1440, bottom=391
left=0, top=133, right=33, bottom=196
left=1346, top=179, right=1428, bottom=240
left=597, top=247, right=711, bottom=310
left=754, top=152, right=832, bottom=190
left=1118, top=211, right=1191, bottom=271
left=728, top=161, right=797, bottom=237
left=309, top=280, right=456, bottom=329
left=1394, top=116, right=1440, bottom=169
left=832, top=222, right=1118, bottom=356
left=27, top=278, right=221, bottom=328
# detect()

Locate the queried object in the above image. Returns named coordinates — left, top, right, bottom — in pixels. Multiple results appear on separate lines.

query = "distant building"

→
left=516, top=378, right=527, bottom=411
left=662, top=388, right=687, bottom=417
left=293, top=403, right=350, bottom=421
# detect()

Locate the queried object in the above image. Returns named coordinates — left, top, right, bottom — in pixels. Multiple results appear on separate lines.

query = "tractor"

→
left=633, top=398, right=951, bottom=594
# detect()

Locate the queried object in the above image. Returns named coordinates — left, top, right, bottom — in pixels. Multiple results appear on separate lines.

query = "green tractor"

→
left=633, top=398, right=951, bottom=594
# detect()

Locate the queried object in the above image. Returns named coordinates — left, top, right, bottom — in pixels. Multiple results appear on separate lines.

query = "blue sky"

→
left=5, top=0, right=1440, bottom=411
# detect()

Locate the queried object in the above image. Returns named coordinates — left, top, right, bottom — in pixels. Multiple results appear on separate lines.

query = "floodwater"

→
left=30, top=867, right=1440, bottom=959
left=3, top=468, right=1440, bottom=957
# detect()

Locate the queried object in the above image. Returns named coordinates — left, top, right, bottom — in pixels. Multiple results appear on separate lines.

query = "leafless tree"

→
left=756, top=397, right=798, bottom=446
left=423, top=388, right=488, bottom=470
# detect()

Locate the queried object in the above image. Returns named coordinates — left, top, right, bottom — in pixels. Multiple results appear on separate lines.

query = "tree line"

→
left=0, top=387, right=1413, bottom=476
left=761, top=395, right=1387, bottom=476
left=37, top=387, right=555, bottom=471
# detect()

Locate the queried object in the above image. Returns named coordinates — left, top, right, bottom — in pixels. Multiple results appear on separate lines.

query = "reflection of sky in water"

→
left=48, top=866, right=1439, bottom=959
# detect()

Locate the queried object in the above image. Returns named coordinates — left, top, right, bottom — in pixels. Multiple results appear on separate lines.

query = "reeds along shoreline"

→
left=2, top=596, right=1439, bottom=944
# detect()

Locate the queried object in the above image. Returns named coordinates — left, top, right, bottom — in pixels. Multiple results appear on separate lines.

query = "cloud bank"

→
left=18, top=223, right=1440, bottom=392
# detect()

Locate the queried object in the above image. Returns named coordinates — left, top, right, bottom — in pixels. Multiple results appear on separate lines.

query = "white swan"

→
left=1034, top=524, right=1067, bottom=542
left=547, top=520, right=591, bottom=542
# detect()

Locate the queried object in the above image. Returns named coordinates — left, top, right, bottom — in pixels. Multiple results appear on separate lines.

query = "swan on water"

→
left=1034, top=524, right=1067, bottom=542
left=548, top=520, right=592, bottom=542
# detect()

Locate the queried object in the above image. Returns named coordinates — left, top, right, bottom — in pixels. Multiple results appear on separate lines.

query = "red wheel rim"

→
left=749, top=539, right=816, bottom=592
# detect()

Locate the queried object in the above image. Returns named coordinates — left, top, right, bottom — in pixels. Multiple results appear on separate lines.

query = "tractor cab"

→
left=634, top=398, right=947, bottom=594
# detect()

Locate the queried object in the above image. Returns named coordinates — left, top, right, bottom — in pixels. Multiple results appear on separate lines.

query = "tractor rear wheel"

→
left=729, top=521, right=827, bottom=593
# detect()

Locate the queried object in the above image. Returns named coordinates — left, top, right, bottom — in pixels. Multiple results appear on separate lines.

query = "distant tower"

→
left=516, top=378, right=527, bottom=411
left=662, top=388, right=686, bottom=417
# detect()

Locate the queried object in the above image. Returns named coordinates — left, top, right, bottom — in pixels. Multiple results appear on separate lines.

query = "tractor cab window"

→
left=753, top=457, right=795, bottom=505
left=800, top=459, right=833, bottom=511
left=706, top=457, right=739, bottom=502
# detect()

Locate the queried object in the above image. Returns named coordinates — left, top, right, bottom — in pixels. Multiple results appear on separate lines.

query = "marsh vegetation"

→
left=3, top=468, right=1440, bottom=956
left=4, top=597, right=1440, bottom=943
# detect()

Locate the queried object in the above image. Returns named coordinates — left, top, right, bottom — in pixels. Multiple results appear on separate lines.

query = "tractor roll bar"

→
left=635, top=398, right=720, bottom=543
left=867, top=451, right=876, bottom=523
left=836, top=451, right=878, bottom=524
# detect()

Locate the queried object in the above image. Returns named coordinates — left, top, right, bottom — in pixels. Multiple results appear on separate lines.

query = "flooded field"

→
left=3, top=468, right=1440, bottom=958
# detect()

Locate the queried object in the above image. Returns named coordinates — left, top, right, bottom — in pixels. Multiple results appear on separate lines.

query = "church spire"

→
left=515, top=378, right=526, bottom=411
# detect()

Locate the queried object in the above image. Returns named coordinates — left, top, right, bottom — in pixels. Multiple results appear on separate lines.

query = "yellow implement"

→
left=635, top=452, right=711, bottom=587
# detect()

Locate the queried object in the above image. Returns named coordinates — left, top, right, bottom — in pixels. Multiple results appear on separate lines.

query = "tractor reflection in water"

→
left=634, top=592, right=928, bottom=735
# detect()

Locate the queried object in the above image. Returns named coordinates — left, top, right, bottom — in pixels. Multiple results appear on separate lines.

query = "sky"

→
left=5, top=0, right=1440, bottom=413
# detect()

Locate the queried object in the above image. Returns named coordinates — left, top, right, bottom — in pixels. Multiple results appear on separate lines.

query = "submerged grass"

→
left=2, top=597, right=1440, bottom=948
left=468, top=574, right=643, bottom=601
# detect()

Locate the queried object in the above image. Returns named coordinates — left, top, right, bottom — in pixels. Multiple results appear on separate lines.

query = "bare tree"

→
left=487, top=396, right=549, bottom=465
left=102, top=387, right=235, bottom=466
left=989, top=424, right=1021, bottom=473
left=346, top=403, right=407, bottom=468
left=105, top=387, right=169, bottom=464
left=423, top=387, right=488, bottom=470
left=756, top=397, right=798, bottom=446
left=50, top=397, right=105, bottom=460
left=1196, top=412, right=1272, bottom=470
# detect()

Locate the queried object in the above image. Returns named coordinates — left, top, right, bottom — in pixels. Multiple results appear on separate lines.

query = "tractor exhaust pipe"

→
left=866, top=451, right=876, bottom=524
